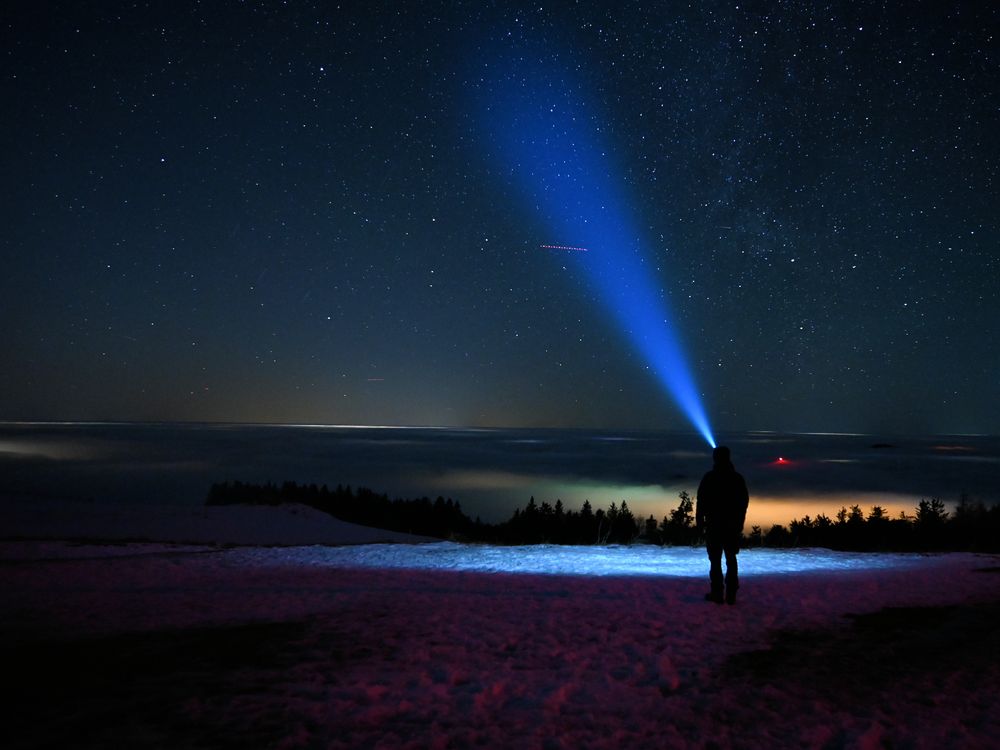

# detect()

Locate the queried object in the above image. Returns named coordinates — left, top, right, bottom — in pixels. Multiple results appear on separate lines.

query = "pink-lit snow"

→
left=1, top=505, right=998, bottom=748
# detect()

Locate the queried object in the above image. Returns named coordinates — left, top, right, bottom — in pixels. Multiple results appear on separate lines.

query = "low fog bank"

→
left=1, top=423, right=996, bottom=526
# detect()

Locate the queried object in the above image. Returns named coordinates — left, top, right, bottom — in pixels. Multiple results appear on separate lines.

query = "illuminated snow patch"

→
left=239, top=543, right=928, bottom=578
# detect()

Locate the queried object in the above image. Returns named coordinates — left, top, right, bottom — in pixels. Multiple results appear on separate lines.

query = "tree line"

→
left=206, top=481, right=478, bottom=540
left=748, top=494, right=1000, bottom=552
left=206, top=481, right=999, bottom=551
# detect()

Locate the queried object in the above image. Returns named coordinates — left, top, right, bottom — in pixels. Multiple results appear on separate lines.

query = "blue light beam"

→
left=473, top=55, right=716, bottom=447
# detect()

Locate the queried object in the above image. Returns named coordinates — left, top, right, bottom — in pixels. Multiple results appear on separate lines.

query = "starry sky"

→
left=3, top=2, right=997, bottom=435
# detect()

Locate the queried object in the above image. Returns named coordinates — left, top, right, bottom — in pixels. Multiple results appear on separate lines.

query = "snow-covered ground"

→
left=1, top=504, right=998, bottom=748
left=229, top=541, right=939, bottom=578
left=0, top=499, right=434, bottom=546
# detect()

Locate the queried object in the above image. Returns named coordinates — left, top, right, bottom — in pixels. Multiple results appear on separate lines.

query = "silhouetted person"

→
left=696, top=446, right=749, bottom=604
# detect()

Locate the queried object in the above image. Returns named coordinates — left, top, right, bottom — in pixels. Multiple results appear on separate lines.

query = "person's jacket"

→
left=696, top=462, right=749, bottom=538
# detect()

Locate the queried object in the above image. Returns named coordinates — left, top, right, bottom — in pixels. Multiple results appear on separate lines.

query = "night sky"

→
left=3, top=2, right=997, bottom=435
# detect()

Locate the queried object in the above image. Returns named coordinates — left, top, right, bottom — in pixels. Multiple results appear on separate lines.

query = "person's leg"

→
left=706, top=540, right=724, bottom=603
left=723, top=541, right=739, bottom=604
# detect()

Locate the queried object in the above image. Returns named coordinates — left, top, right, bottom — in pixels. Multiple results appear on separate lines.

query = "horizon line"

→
left=0, top=419, right=993, bottom=439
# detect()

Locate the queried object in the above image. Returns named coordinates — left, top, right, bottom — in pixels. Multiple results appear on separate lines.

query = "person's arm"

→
left=695, top=476, right=706, bottom=532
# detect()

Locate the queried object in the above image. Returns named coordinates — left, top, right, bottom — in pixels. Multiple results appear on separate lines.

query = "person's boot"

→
left=725, top=584, right=738, bottom=605
left=705, top=587, right=724, bottom=604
